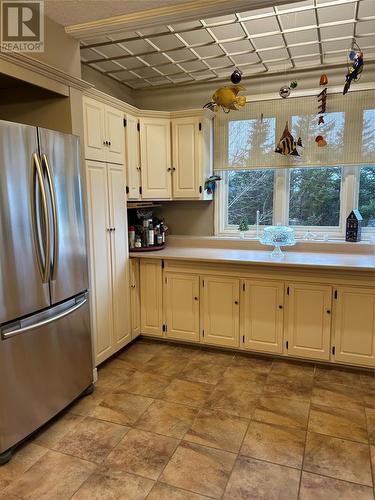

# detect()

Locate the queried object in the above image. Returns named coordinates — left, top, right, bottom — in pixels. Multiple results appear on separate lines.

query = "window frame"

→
left=214, top=165, right=375, bottom=240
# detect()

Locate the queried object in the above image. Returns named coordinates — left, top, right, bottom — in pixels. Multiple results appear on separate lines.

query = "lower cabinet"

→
left=130, top=259, right=141, bottom=338
left=333, top=286, right=375, bottom=367
left=164, top=272, right=200, bottom=342
left=200, top=276, right=240, bottom=347
left=241, top=279, right=284, bottom=354
left=140, top=259, right=163, bottom=337
left=285, top=283, right=332, bottom=361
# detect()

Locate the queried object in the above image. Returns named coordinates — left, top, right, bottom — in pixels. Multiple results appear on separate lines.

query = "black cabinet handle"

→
left=326, top=310, right=331, bottom=314
left=278, top=305, right=283, bottom=309
left=234, top=300, right=239, bottom=305
left=194, top=296, right=198, bottom=300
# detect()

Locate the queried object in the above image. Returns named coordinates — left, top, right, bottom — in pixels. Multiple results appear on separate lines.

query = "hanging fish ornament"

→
left=319, top=74, right=328, bottom=86
left=204, top=175, right=222, bottom=194
left=315, top=135, right=327, bottom=147
left=343, top=42, right=364, bottom=95
left=204, top=85, right=246, bottom=113
left=275, top=122, right=303, bottom=156
left=279, top=81, right=298, bottom=98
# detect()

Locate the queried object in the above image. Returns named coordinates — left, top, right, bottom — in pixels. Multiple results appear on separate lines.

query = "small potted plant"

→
left=238, top=218, right=249, bottom=239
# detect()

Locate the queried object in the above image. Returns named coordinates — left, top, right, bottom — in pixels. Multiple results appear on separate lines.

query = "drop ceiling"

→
left=80, top=0, right=375, bottom=90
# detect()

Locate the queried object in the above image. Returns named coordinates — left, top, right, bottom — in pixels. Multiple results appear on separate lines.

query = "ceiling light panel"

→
left=80, top=0, right=374, bottom=90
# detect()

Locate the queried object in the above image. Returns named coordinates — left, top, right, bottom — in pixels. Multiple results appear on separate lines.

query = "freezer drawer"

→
left=0, top=294, right=93, bottom=454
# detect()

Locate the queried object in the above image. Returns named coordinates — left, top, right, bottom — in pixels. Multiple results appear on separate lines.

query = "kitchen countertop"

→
left=129, top=246, right=375, bottom=271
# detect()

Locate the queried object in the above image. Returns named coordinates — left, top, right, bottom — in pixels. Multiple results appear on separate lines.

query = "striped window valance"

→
left=213, top=89, right=375, bottom=171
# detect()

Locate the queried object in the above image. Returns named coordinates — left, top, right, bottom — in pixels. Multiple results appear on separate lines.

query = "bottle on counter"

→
left=142, top=219, right=149, bottom=247
left=148, top=221, right=154, bottom=246
left=128, top=225, right=136, bottom=249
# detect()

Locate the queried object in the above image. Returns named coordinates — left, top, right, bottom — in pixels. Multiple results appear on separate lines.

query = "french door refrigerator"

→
left=0, top=120, right=93, bottom=464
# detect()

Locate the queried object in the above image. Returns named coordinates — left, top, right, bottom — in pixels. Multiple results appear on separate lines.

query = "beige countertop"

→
left=129, top=246, right=375, bottom=271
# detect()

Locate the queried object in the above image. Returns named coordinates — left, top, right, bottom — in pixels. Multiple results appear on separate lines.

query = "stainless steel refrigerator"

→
left=0, top=120, right=93, bottom=464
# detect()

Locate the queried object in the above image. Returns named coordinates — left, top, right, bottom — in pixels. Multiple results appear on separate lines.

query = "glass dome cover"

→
left=260, top=225, right=296, bottom=258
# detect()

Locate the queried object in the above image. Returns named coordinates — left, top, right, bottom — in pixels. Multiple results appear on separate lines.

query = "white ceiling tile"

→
left=112, top=70, right=135, bottom=81
left=239, top=7, right=274, bottom=19
left=107, top=31, right=138, bottom=41
left=147, top=76, right=170, bottom=84
left=115, top=57, right=144, bottom=69
left=289, top=43, right=320, bottom=57
left=91, top=60, right=123, bottom=72
left=170, top=74, right=194, bottom=83
left=171, top=20, right=202, bottom=31
left=179, top=60, right=209, bottom=72
left=356, top=33, right=375, bottom=45
left=318, top=3, right=356, bottom=24
left=279, top=10, right=317, bottom=30
left=253, top=34, right=284, bottom=49
left=356, top=19, right=375, bottom=35
left=139, top=52, right=170, bottom=66
left=323, top=51, right=347, bottom=63
left=276, top=1, right=313, bottom=11
left=320, top=23, right=355, bottom=38
left=138, top=26, right=168, bottom=36
left=358, top=0, right=375, bottom=18
left=131, top=66, right=159, bottom=78
left=265, top=60, right=293, bottom=70
left=191, top=70, right=216, bottom=80
left=129, top=80, right=150, bottom=89
left=150, top=34, right=184, bottom=50
left=209, top=23, right=246, bottom=41
left=262, top=48, right=289, bottom=60
left=204, top=14, right=236, bottom=25
left=239, top=63, right=265, bottom=73
left=284, top=28, right=318, bottom=44
left=122, top=39, right=154, bottom=54
left=293, top=55, right=321, bottom=67
left=165, top=48, right=194, bottom=61
left=244, top=16, right=280, bottom=36
left=222, top=40, right=253, bottom=53
left=205, top=55, right=232, bottom=68
left=157, top=63, right=181, bottom=75
left=194, top=45, right=225, bottom=57
left=80, top=47, right=102, bottom=61
left=322, top=39, right=351, bottom=53
left=96, top=44, right=128, bottom=58
left=232, top=52, right=261, bottom=65
left=179, top=29, right=214, bottom=45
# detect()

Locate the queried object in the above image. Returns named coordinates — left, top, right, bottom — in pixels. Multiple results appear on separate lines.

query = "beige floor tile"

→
left=95, top=363, right=135, bottom=391
left=160, top=441, right=236, bottom=499
left=179, top=360, right=227, bottom=385
left=0, top=492, right=19, bottom=500
left=0, top=443, right=47, bottom=483
left=105, top=429, right=178, bottom=480
left=117, top=372, right=170, bottom=399
left=311, top=381, right=364, bottom=411
left=89, top=388, right=153, bottom=426
left=315, top=367, right=362, bottom=388
left=117, top=344, right=156, bottom=366
left=205, top=385, right=259, bottom=418
left=33, top=412, right=84, bottom=448
left=135, top=400, right=198, bottom=439
left=231, top=354, right=273, bottom=374
left=72, top=466, right=154, bottom=499
left=253, top=395, right=310, bottom=429
left=0, top=479, right=9, bottom=490
left=53, top=416, right=128, bottom=464
left=160, top=379, right=213, bottom=408
left=68, top=385, right=108, bottom=417
left=362, top=386, right=375, bottom=409
left=264, top=374, right=313, bottom=401
left=299, top=471, right=374, bottom=500
left=221, top=368, right=266, bottom=394
left=144, top=354, right=188, bottom=378
left=240, top=420, right=305, bottom=468
left=5, top=450, right=96, bottom=500
left=271, top=360, right=315, bottom=379
left=192, top=349, right=234, bottom=366
left=361, top=372, right=375, bottom=391
left=223, top=456, right=300, bottom=500
left=304, top=431, right=373, bottom=486
left=185, top=408, right=249, bottom=453
left=148, top=482, right=210, bottom=499
left=308, top=404, right=368, bottom=443
left=365, top=407, right=375, bottom=445
left=370, top=445, right=375, bottom=486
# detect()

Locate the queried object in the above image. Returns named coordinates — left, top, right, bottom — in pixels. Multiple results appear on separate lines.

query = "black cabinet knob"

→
left=234, top=301, right=239, bottom=305
left=194, top=296, right=198, bottom=300
left=327, top=310, right=331, bottom=314
left=278, top=305, right=283, bottom=309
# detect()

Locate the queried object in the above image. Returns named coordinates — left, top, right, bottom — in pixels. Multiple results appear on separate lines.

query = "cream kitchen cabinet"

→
left=125, top=113, right=141, bottom=200
left=241, top=279, right=284, bottom=354
left=140, top=259, right=163, bottom=336
left=86, top=160, right=131, bottom=365
left=200, top=276, right=240, bottom=347
left=171, top=112, right=213, bottom=200
left=83, top=97, right=125, bottom=165
left=130, top=259, right=141, bottom=338
left=332, top=286, right=375, bottom=367
left=285, top=283, right=332, bottom=360
left=139, top=117, right=172, bottom=199
left=164, top=272, right=200, bottom=342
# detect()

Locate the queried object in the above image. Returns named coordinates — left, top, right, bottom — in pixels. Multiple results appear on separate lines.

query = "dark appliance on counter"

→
left=0, top=120, right=93, bottom=464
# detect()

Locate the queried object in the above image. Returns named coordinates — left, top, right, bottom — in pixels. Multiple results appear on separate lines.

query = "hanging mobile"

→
left=343, top=40, right=364, bottom=95
left=230, top=68, right=242, bottom=84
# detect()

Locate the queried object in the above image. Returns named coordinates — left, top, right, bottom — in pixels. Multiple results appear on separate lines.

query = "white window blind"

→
left=214, top=89, right=375, bottom=170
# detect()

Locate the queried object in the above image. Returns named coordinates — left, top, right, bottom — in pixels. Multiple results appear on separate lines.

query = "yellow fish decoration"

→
left=204, top=85, right=246, bottom=113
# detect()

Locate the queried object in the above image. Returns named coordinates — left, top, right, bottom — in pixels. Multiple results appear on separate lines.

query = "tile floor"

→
left=1, top=339, right=374, bottom=499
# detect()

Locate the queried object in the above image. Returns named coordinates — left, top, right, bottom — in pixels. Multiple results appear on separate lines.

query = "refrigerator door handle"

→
left=41, top=153, right=58, bottom=281
left=1, top=296, right=87, bottom=340
left=31, top=153, right=50, bottom=284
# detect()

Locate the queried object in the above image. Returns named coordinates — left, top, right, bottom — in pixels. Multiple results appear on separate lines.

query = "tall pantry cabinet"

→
left=83, top=96, right=131, bottom=365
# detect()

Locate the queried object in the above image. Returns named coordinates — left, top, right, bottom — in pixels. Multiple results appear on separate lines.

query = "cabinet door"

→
left=201, top=276, right=240, bottom=347
left=172, top=118, right=200, bottom=199
left=105, top=105, right=125, bottom=165
left=140, top=259, right=163, bottom=336
left=333, top=287, right=375, bottom=367
left=125, top=114, right=141, bottom=200
left=285, top=283, right=332, bottom=360
left=241, top=280, right=284, bottom=354
left=83, top=98, right=106, bottom=162
left=85, top=160, right=113, bottom=365
left=108, top=163, right=131, bottom=350
left=130, top=259, right=141, bottom=338
left=140, top=118, right=171, bottom=199
left=164, top=273, right=200, bottom=342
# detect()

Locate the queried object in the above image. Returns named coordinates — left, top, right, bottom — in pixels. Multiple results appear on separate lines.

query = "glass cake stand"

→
left=260, top=225, right=296, bottom=258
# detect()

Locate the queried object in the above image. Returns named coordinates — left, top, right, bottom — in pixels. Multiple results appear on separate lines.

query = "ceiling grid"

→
left=80, top=0, right=375, bottom=89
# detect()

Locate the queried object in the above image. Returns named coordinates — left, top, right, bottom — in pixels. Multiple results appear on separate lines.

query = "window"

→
left=359, top=165, right=375, bottom=227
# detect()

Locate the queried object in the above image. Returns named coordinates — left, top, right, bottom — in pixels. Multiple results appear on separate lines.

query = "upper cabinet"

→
left=171, top=113, right=213, bottom=200
left=125, top=113, right=141, bottom=200
left=83, top=96, right=125, bottom=165
left=139, top=117, right=172, bottom=200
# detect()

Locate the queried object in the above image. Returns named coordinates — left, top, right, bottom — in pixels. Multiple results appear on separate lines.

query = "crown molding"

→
left=0, top=52, right=92, bottom=93
left=65, top=0, right=299, bottom=40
